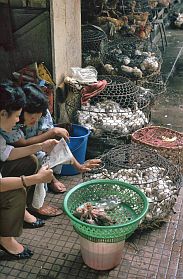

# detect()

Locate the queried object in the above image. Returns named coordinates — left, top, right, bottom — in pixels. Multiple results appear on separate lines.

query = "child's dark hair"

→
left=0, top=82, right=26, bottom=116
left=22, top=83, right=48, bottom=116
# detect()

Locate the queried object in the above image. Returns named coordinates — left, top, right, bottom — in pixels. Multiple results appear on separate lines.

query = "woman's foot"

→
left=30, top=204, right=63, bottom=217
left=48, top=176, right=67, bottom=193
left=0, top=237, right=25, bottom=255
left=24, top=209, right=37, bottom=223
left=24, top=209, right=45, bottom=228
left=0, top=237, right=33, bottom=259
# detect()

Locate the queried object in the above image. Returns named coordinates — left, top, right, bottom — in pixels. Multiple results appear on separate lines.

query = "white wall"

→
left=50, top=0, right=81, bottom=86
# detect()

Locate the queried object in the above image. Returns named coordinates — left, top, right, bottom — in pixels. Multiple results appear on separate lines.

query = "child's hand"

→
left=52, top=127, right=70, bottom=141
left=77, top=159, right=102, bottom=173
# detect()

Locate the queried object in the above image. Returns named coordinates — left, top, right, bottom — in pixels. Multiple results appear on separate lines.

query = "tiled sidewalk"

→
left=1, top=4, right=183, bottom=278
left=0, top=174, right=183, bottom=279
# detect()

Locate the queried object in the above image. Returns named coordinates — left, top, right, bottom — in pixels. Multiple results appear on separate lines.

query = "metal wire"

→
left=83, top=143, right=182, bottom=228
left=65, top=76, right=152, bottom=138
left=101, top=36, right=162, bottom=80
left=82, top=24, right=108, bottom=52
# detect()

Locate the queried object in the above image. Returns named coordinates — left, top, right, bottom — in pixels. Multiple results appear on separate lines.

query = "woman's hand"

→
left=36, top=165, right=53, bottom=183
left=52, top=127, right=70, bottom=141
left=42, top=139, right=59, bottom=153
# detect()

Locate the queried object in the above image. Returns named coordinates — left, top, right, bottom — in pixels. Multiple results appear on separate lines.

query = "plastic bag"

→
left=32, top=138, right=73, bottom=209
left=43, top=138, right=73, bottom=168
left=71, top=66, right=98, bottom=84
left=32, top=183, right=46, bottom=209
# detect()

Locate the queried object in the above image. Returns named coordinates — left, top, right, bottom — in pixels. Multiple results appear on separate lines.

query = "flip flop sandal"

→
left=30, top=205, right=63, bottom=219
left=28, top=204, right=63, bottom=219
left=48, top=181, right=67, bottom=194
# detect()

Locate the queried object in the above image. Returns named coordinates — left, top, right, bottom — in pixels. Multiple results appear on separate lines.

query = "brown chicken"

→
left=136, top=24, right=152, bottom=40
left=128, top=12, right=149, bottom=27
left=97, top=16, right=128, bottom=31
left=148, top=0, right=158, bottom=9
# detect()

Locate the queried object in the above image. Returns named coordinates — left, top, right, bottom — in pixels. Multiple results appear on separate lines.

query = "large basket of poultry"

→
left=83, top=144, right=182, bottom=229
left=77, top=75, right=153, bottom=139
left=64, top=179, right=148, bottom=243
left=101, top=36, right=162, bottom=81
left=132, top=126, right=183, bottom=173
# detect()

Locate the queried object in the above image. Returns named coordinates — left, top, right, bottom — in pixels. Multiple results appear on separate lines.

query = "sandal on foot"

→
left=0, top=244, right=33, bottom=259
left=30, top=205, right=63, bottom=218
left=48, top=179, right=67, bottom=194
left=23, top=218, right=45, bottom=229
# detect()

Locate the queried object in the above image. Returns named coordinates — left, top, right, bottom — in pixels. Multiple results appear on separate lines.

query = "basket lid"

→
left=132, top=126, right=183, bottom=149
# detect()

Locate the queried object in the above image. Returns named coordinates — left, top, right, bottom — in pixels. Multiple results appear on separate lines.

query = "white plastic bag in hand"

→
left=43, top=138, right=73, bottom=168
left=32, top=183, right=46, bottom=209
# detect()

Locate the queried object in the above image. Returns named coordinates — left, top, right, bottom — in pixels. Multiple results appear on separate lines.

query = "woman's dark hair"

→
left=0, top=82, right=26, bottom=116
left=22, top=83, right=48, bottom=117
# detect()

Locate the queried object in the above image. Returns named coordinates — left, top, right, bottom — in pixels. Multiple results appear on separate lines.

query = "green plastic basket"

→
left=64, top=179, right=149, bottom=243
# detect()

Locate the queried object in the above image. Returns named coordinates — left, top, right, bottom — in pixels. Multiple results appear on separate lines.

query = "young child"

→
left=1, top=83, right=101, bottom=213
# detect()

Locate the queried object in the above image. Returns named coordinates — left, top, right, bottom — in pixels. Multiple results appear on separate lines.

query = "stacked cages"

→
left=101, top=36, right=162, bottom=81
left=65, top=75, right=153, bottom=158
left=81, top=1, right=167, bottom=96
left=65, top=76, right=153, bottom=137
left=82, top=34, right=166, bottom=96
left=83, top=144, right=182, bottom=229
left=76, top=1, right=166, bottom=158
left=82, top=24, right=108, bottom=53
left=77, top=75, right=153, bottom=138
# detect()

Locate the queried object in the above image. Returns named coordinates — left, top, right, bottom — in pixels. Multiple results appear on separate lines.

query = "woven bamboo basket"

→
left=132, top=126, right=183, bottom=173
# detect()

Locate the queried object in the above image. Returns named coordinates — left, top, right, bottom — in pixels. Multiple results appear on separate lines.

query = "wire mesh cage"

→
left=122, top=0, right=159, bottom=12
left=64, top=82, right=82, bottom=123
left=101, top=36, right=162, bottom=81
left=136, top=73, right=167, bottom=96
left=82, top=24, right=108, bottom=53
left=136, top=0, right=159, bottom=11
left=76, top=75, right=152, bottom=138
left=83, top=144, right=182, bottom=229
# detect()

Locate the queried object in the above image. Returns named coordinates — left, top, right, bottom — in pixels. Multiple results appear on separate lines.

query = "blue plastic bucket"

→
left=61, top=124, right=91, bottom=176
